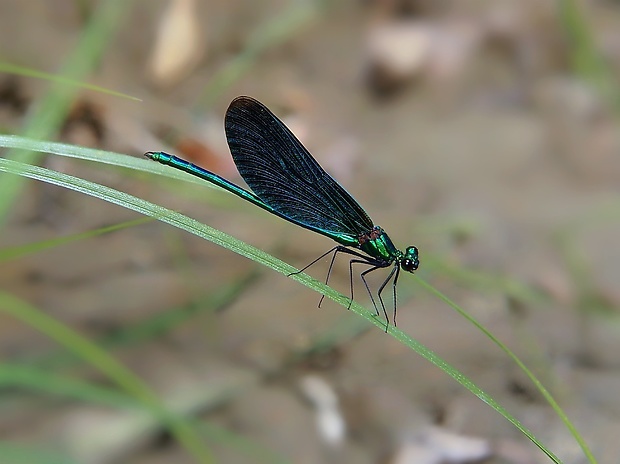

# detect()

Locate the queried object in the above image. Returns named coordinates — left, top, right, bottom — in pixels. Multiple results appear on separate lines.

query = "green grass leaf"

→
left=0, top=0, right=131, bottom=225
left=0, top=291, right=214, bottom=464
left=0, top=150, right=577, bottom=462
left=0, top=217, right=152, bottom=262
left=0, top=61, right=141, bottom=101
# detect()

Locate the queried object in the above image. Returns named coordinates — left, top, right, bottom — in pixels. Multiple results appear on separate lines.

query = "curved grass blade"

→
left=199, top=1, right=321, bottom=106
left=0, top=291, right=213, bottom=464
left=0, top=217, right=152, bottom=262
left=0, top=156, right=568, bottom=462
left=0, top=61, right=141, bottom=101
left=0, top=364, right=289, bottom=464
left=416, top=277, right=596, bottom=463
left=0, top=0, right=130, bottom=226
left=0, top=442, right=77, bottom=464
left=0, top=134, right=215, bottom=187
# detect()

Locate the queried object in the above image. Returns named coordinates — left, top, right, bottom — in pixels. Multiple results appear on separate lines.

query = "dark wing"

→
left=225, top=96, right=374, bottom=242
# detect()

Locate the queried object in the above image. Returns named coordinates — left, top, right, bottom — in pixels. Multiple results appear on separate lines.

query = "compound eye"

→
left=402, top=258, right=418, bottom=272
left=401, top=246, right=419, bottom=272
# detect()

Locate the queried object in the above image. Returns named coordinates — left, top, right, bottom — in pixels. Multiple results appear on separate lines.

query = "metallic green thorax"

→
left=358, top=227, right=419, bottom=271
left=359, top=226, right=399, bottom=263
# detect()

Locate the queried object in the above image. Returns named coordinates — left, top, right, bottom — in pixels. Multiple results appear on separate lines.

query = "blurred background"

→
left=0, top=1, right=619, bottom=463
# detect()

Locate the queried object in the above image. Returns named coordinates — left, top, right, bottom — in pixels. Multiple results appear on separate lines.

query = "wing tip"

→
left=229, top=95, right=263, bottom=111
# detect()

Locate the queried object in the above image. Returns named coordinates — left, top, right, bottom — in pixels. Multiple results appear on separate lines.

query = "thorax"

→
left=358, top=226, right=400, bottom=263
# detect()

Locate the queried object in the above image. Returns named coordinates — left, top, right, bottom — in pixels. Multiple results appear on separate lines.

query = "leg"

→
left=377, top=264, right=398, bottom=331
left=288, top=246, right=340, bottom=277
left=326, top=251, right=389, bottom=322
left=289, top=246, right=397, bottom=328
left=392, top=266, right=401, bottom=326
left=350, top=259, right=396, bottom=330
left=289, top=245, right=375, bottom=277
left=290, top=246, right=377, bottom=308
left=359, top=265, right=384, bottom=316
left=348, top=260, right=383, bottom=312
left=318, top=248, right=340, bottom=308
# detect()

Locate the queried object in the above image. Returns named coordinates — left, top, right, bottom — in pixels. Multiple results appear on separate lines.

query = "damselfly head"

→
left=401, top=246, right=419, bottom=273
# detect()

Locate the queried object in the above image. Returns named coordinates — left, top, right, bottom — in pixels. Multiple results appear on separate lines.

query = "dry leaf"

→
left=149, top=0, right=205, bottom=87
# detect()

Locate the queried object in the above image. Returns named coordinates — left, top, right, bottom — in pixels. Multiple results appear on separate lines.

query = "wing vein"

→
left=224, top=97, right=374, bottom=243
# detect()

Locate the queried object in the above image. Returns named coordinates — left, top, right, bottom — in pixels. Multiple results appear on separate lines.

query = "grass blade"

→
left=0, top=156, right=569, bottom=462
left=0, top=291, right=214, bottom=464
